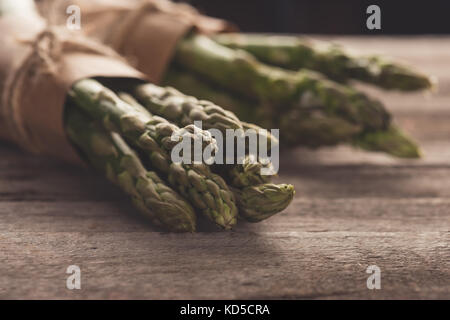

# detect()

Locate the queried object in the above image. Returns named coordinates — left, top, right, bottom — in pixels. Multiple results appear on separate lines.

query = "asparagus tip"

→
left=237, top=183, right=295, bottom=223
left=354, top=126, right=422, bottom=159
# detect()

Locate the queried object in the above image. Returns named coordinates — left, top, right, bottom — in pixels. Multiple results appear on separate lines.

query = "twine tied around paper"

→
left=1, top=26, right=124, bottom=153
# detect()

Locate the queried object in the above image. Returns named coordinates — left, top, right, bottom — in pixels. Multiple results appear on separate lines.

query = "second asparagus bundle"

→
left=163, top=66, right=421, bottom=158
left=165, top=34, right=425, bottom=158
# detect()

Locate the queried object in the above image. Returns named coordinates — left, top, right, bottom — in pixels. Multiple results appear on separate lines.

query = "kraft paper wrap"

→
left=0, top=15, right=144, bottom=164
left=40, top=0, right=236, bottom=83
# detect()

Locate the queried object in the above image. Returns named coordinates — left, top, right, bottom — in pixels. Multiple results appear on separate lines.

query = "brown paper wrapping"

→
left=40, top=0, right=236, bottom=83
left=0, top=15, right=145, bottom=164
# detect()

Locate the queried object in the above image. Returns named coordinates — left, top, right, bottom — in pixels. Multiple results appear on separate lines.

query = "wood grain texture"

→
left=0, top=37, right=449, bottom=299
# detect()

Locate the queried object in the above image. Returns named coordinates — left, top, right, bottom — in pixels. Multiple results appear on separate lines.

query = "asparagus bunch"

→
left=163, top=68, right=421, bottom=157
left=157, top=32, right=430, bottom=158
left=68, top=79, right=294, bottom=229
left=87, top=31, right=427, bottom=161
left=174, top=34, right=394, bottom=123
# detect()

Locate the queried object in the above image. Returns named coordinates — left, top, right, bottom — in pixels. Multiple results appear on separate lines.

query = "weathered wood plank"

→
left=1, top=197, right=449, bottom=233
left=1, top=230, right=448, bottom=299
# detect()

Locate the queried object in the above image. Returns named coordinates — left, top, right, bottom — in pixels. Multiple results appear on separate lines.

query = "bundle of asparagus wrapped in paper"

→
left=36, top=0, right=434, bottom=158
left=0, top=0, right=295, bottom=232
left=164, top=33, right=429, bottom=158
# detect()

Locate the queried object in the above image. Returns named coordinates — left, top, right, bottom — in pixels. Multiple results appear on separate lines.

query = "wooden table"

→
left=0, top=37, right=449, bottom=299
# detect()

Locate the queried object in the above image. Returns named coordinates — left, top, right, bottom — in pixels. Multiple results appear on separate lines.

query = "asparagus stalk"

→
left=65, top=107, right=197, bottom=232
left=134, top=83, right=243, bottom=132
left=118, top=92, right=154, bottom=116
left=163, top=68, right=421, bottom=157
left=174, top=34, right=391, bottom=132
left=69, top=79, right=238, bottom=229
left=213, top=33, right=435, bottom=91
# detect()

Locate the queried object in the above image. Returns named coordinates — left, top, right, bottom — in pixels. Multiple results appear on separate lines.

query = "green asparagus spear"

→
left=212, top=33, right=435, bottom=91
left=163, top=68, right=421, bottom=157
left=65, top=107, right=196, bottom=232
left=69, top=79, right=238, bottom=229
left=118, top=92, right=154, bottom=116
left=234, top=184, right=295, bottom=222
left=134, top=83, right=243, bottom=132
left=353, top=126, right=421, bottom=158
left=174, top=34, right=391, bottom=131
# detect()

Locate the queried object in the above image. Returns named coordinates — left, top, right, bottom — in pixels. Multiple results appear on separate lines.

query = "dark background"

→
left=176, top=0, right=450, bottom=34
